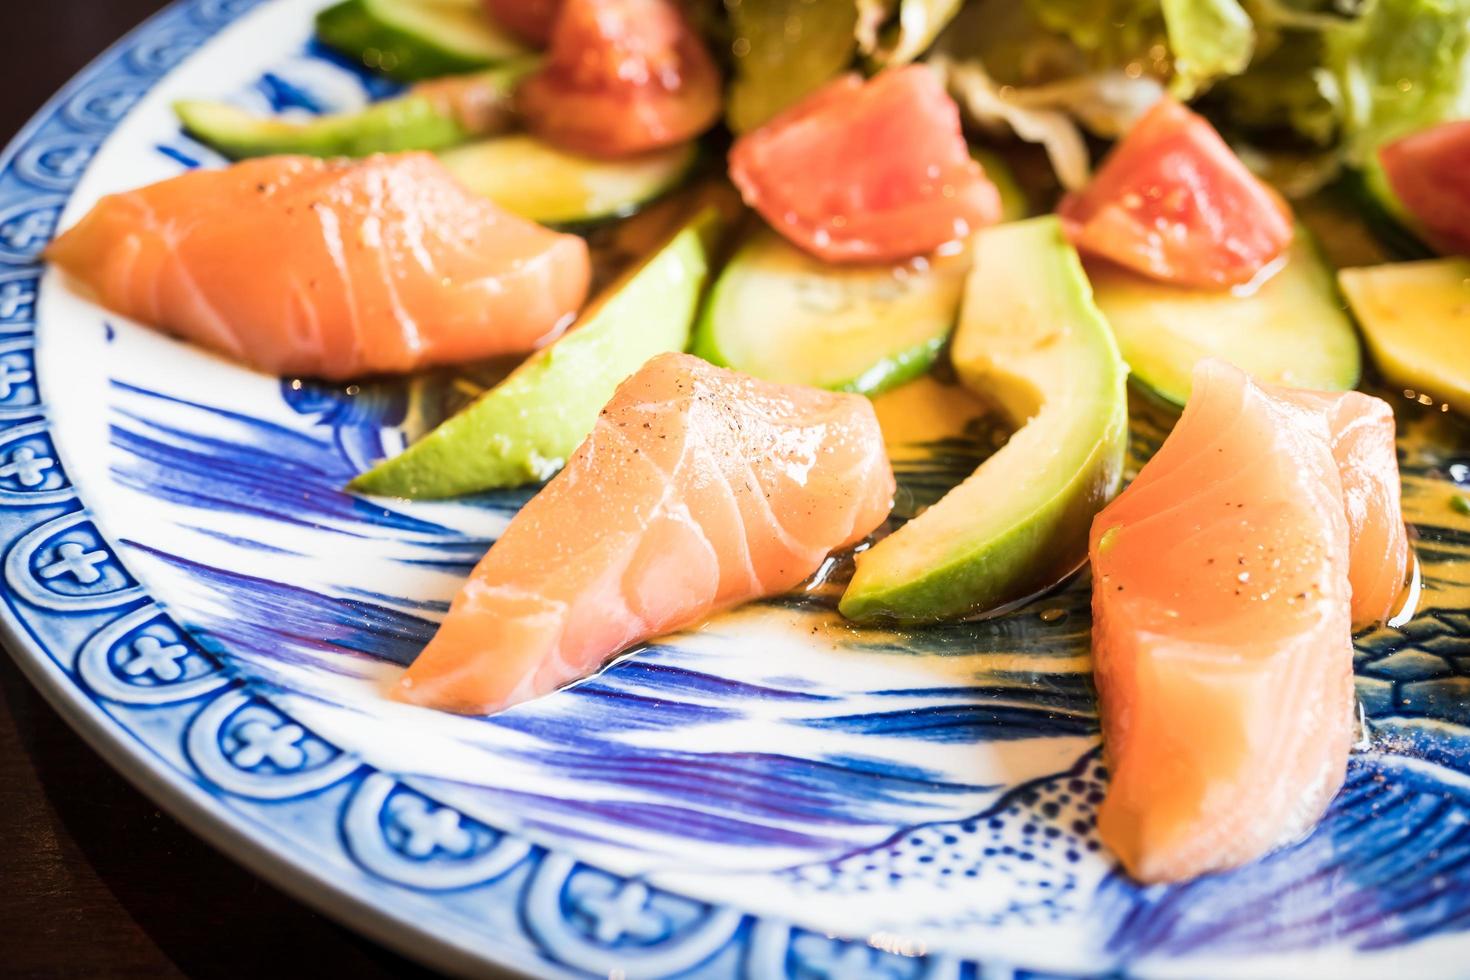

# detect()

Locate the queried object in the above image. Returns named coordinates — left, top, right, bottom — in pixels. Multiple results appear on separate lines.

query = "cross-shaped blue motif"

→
left=0, top=210, right=54, bottom=251
left=0, top=446, right=53, bottom=487
left=572, top=880, right=669, bottom=945
left=123, top=634, right=189, bottom=682
left=0, top=281, right=35, bottom=319
left=387, top=796, right=475, bottom=859
left=38, top=541, right=108, bottom=585
left=84, top=90, right=137, bottom=123
left=0, top=360, right=34, bottom=400
left=231, top=720, right=306, bottom=770
left=40, top=145, right=91, bottom=181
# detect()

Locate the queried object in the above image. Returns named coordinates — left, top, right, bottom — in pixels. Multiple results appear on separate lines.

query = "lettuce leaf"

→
left=725, top=0, right=859, bottom=133
left=1324, top=0, right=1470, bottom=161
left=1026, top=0, right=1169, bottom=67
left=859, top=0, right=967, bottom=66
left=1163, top=0, right=1256, bottom=98
left=1024, top=0, right=1254, bottom=94
left=1213, top=29, right=1341, bottom=146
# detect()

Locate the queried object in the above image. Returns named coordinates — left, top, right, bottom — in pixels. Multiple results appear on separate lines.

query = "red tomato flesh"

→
left=728, top=66, right=1002, bottom=264
left=517, top=0, right=720, bottom=159
left=1380, top=120, right=1470, bottom=256
left=482, top=0, right=561, bottom=45
left=1059, top=98, right=1293, bottom=289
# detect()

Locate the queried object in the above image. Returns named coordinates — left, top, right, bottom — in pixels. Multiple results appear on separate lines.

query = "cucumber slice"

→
left=174, top=63, right=532, bottom=159
left=1089, top=228, right=1361, bottom=406
left=316, top=0, right=529, bottom=82
left=351, top=207, right=723, bottom=497
left=691, top=226, right=971, bottom=396
left=439, top=136, right=698, bottom=225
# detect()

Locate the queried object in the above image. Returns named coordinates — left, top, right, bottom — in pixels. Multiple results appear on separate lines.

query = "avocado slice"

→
left=316, top=0, right=529, bottom=82
left=1339, top=257, right=1470, bottom=416
left=350, top=207, right=723, bottom=498
left=174, top=62, right=533, bottom=160
left=439, top=136, right=698, bottom=226
left=1088, top=227, right=1361, bottom=406
left=726, top=0, right=858, bottom=133
left=840, top=216, right=1129, bottom=623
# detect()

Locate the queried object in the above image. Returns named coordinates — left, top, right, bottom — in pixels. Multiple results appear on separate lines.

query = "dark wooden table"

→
left=0, top=3, right=434, bottom=975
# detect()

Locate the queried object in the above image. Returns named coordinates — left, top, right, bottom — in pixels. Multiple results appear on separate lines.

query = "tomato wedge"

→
left=728, top=66, right=1002, bottom=264
left=482, top=0, right=561, bottom=45
left=1380, top=120, right=1470, bottom=256
left=517, top=0, right=720, bottom=158
left=1059, top=98, right=1293, bottom=289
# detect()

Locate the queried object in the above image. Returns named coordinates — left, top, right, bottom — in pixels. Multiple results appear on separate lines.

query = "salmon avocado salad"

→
left=44, top=0, right=1470, bottom=885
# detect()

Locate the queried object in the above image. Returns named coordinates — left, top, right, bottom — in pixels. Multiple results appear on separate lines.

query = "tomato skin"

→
left=517, top=0, right=720, bottom=159
left=728, top=66, right=1002, bottom=264
left=1059, top=98, right=1293, bottom=289
left=1380, top=120, right=1470, bottom=257
left=482, top=0, right=561, bottom=45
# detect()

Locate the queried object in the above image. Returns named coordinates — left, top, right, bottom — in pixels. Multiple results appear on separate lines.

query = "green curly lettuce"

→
left=1325, top=0, right=1470, bottom=162
left=1026, top=0, right=1168, bottom=67
left=1213, top=30, right=1341, bottom=146
left=1024, top=0, right=1254, bottom=95
left=1163, top=0, right=1256, bottom=98
left=859, top=0, right=968, bottom=66
left=725, top=0, right=859, bottom=133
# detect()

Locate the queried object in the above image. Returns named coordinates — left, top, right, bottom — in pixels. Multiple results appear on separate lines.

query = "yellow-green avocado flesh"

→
left=1089, top=227, right=1360, bottom=406
left=350, top=207, right=722, bottom=498
left=839, top=216, right=1129, bottom=623
left=1339, top=256, right=1470, bottom=416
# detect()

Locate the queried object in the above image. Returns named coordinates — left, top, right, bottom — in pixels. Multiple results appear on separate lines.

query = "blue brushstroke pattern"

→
left=1099, top=754, right=1470, bottom=959
left=111, top=380, right=465, bottom=539
left=256, top=71, right=328, bottom=113
left=125, top=541, right=438, bottom=670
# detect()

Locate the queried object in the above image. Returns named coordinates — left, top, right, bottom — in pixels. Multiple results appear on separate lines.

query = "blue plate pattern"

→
left=6, top=1, right=1470, bottom=977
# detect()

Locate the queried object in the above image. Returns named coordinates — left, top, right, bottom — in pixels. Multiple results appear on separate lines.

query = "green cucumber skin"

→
left=316, top=0, right=497, bottom=82
left=689, top=228, right=967, bottom=398
left=350, top=210, right=721, bottom=499
left=175, top=97, right=470, bottom=160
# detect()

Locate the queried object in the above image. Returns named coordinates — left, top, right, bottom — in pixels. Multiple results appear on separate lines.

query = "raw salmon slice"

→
left=397, top=351, right=895, bottom=714
left=46, top=153, right=589, bottom=380
left=1090, top=359, right=1357, bottom=882
left=1270, top=384, right=1410, bottom=628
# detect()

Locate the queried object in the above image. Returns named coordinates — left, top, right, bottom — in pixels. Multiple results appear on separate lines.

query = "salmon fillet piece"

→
left=397, top=352, right=895, bottom=714
left=1270, top=384, right=1410, bottom=628
left=46, top=153, right=589, bottom=379
left=1090, top=359, right=1357, bottom=882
